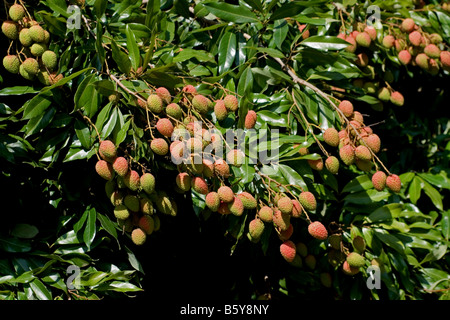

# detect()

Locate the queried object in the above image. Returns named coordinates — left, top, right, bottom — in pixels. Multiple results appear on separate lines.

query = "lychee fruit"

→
left=307, top=158, right=323, bottom=171
left=299, top=24, right=309, bottom=39
left=237, top=192, right=257, bottom=210
left=278, top=223, right=294, bottom=241
left=244, top=110, right=257, bottom=129
left=296, top=242, right=308, bottom=257
left=99, top=140, right=117, bottom=162
left=353, top=236, right=366, bottom=253
left=228, top=196, right=244, bottom=216
left=217, top=202, right=231, bottom=215
left=339, top=100, right=354, bottom=117
left=155, top=87, right=171, bottom=104
left=339, top=144, right=355, bottom=165
left=424, top=44, right=440, bottom=59
left=305, top=254, right=317, bottom=270
left=346, top=252, right=365, bottom=268
left=22, top=58, right=40, bottom=76
left=205, top=192, right=220, bottom=212
left=40, top=50, right=58, bottom=70
left=440, top=51, right=450, bottom=69
left=192, top=94, right=210, bottom=114
left=356, top=159, right=373, bottom=172
left=29, top=25, right=46, bottom=42
left=325, top=156, right=340, bottom=174
left=372, top=171, right=387, bottom=191
left=299, top=191, right=317, bottom=212
left=226, top=149, right=245, bottom=167
left=308, top=221, right=328, bottom=240
left=409, top=31, right=422, bottom=46
left=280, top=240, right=296, bottom=263
left=320, top=273, right=332, bottom=288
left=114, top=205, right=130, bottom=220
left=1, top=21, right=19, bottom=39
left=364, top=26, right=377, bottom=41
left=214, top=158, right=230, bottom=177
left=191, top=176, right=208, bottom=195
left=224, top=95, right=239, bottom=112
left=138, top=215, right=155, bottom=235
left=291, top=200, right=303, bottom=218
left=140, top=197, right=154, bottom=215
left=401, top=18, right=416, bottom=33
left=156, top=118, right=174, bottom=138
left=328, top=234, right=342, bottom=250
left=277, top=197, right=293, bottom=215
left=214, top=100, right=228, bottom=121
left=166, top=103, right=182, bottom=119
left=382, top=35, right=395, bottom=49
left=356, top=32, right=371, bottom=47
left=111, top=157, right=128, bottom=177
left=377, top=87, right=391, bottom=101
left=150, top=138, right=169, bottom=156
left=363, top=134, right=381, bottom=153
left=95, top=160, right=114, bottom=180
left=394, top=38, right=406, bottom=51
left=147, top=94, right=164, bottom=113
left=272, top=208, right=291, bottom=231
left=202, top=159, right=214, bottom=178
left=123, top=170, right=140, bottom=192
left=2, top=55, right=20, bottom=74
left=342, top=260, right=360, bottom=275
left=355, top=52, right=369, bottom=67
left=386, top=174, right=401, bottom=193
left=258, top=206, right=273, bottom=223
left=30, top=43, right=47, bottom=57
left=217, top=186, right=234, bottom=203
left=131, top=228, right=147, bottom=245
left=344, top=35, right=357, bottom=53
left=175, top=172, right=191, bottom=192
left=398, top=50, right=411, bottom=65
left=19, top=28, right=33, bottom=47
left=9, top=4, right=26, bottom=22
left=249, top=218, right=265, bottom=240
left=390, top=91, right=404, bottom=107
left=140, top=173, right=156, bottom=195
left=355, top=145, right=372, bottom=161
left=124, top=195, right=140, bottom=212
left=323, top=128, right=339, bottom=147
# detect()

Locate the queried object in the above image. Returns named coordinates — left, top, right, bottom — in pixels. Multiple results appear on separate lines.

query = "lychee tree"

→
left=0, top=0, right=449, bottom=301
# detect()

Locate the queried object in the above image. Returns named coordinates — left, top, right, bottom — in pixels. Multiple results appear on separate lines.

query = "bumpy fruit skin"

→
left=124, top=195, right=140, bottom=212
left=138, top=215, right=155, bottom=235
left=192, top=94, right=210, bottom=114
left=147, top=94, right=164, bottom=113
left=363, top=134, right=381, bottom=154
left=386, top=174, right=401, bottom=193
left=339, top=145, right=355, bottom=165
left=110, top=190, right=124, bottom=206
left=95, top=160, right=114, bottom=180
left=382, top=35, right=395, bottom=49
left=214, top=100, right=228, bottom=121
left=280, top=240, right=296, bottom=263
left=217, top=186, right=234, bottom=203
left=217, top=202, right=231, bottom=215
left=323, top=128, right=339, bottom=147
left=278, top=223, right=294, bottom=241
left=409, top=31, right=422, bottom=46
left=205, top=192, right=220, bottom=212
left=390, top=91, right=404, bottom=107
left=325, top=156, right=339, bottom=174
left=308, top=221, right=328, bottom=240
left=165, top=103, right=182, bottom=119
left=344, top=35, right=357, bottom=53
left=131, top=228, right=147, bottom=245
left=176, top=172, right=191, bottom=192
left=401, top=18, right=416, bottom=33
left=99, top=140, right=117, bottom=162
left=224, top=95, right=239, bottom=112
left=30, top=43, right=47, bottom=57
left=155, top=87, right=171, bottom=104
left=114, top=205, right=130, bottom=220
left=2, top=21, right=19, bottom=39
left=123, top=170, right=140, bottom=191
left=19, top=28, right=33, bottom=46
left=277, top=197, right=293, bottom=215
left=272, top=208, right=290, bottom=231
left=339, top=100, right=354, bottom=117
left=346, top=252, right=365, bottom=268
left=228, top=197, right=244, bottom=216
left=249, top=218, right=265, bottom=240
left=307, top=158, right=323, bottom=171
left=9, top=4, right=26, bottom=21
left=398, top=50, right=412, bottom=65
left=355, top=32, right=371, bottom=47
left=372, top=171, right=387, bottom=191
left=140, top=173, right=156, bottom=195
left=214, top=158, right=230, bottom=177
left=140, top=197, right=154, bottom=215
left=291, top=200, right=302, bottom=218
left=299, top=191, right=317, bottom=212
left=42, top=51, right=58, bottom=70
left=356, top=159, right=373, bottom=172
left=440, top=51, right=450, bottom=69
left=237, top=192, right=257, bottom=209
left=244, top=110, right=257, bottom=129
left=355, top=145, right=372, bottom=161
left=3, top=55, right=20, bottom=74
left=424, top=44, right=440, bottom=59
left=258, top=206, right=273, bottom=223
left=355, top=52, right=369, bottom=67
left=151, top=138, right=169, bottom=156
left=364, top=26, right=377, bottom=41
left=22, top=58, right=39, bottom=76
left=377, top=87, right=391, bottom=101
left=19, top=64, right=34, bottom=80
left=342, top=261, right=360, bottom=275
left=191, top=176, right=208, bottom=195
left=226, top=149, right=245, bottom=167
left=112, top=156, right=128, bottom=177
left=353, top=236, right=366, bottom=253
left=429, top=33, right=443, bottom=44
left=156, top=118, right=174, bottom=138
left=29, top=25, right=45, bottom=42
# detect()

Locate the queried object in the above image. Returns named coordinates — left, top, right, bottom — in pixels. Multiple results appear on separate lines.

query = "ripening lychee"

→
left=150, top=138, right=169, bottom=156
left=131, top=228, right=147, bottom=245
left=305, top=254, right=317, bottom=270
left=19, top=28, right=33, bottom=46
left=112, top=156, right=128, bottom=177
left=363, top=82, right=377, bottom=94
left=155, top=87, right=171, bottom=104
left=319, top=273, right=332, bottom=288
left=22, top=58, right=39, bottom=76
left=29, top=25, right=46, bottom=42
left=249, top=218, right=265, bottom=240
left=244, top=110, right=257, bottom=129
left=398, top=50, right=412, bottom=65
left=217, top=186, right=234, bottom=203
left=394, top=38, right=406, bottom=51
left=363, top=134, right=381, bottom=154
left=124, top=195, right=140, bottom=212
left=409, top=31, right=422, bottom=46
left=364, top=26, right=377, bottom=41
left=30, top=43, right=47, bottom=57
left=228, top=196, right=244, bottom=216
left=401, top=18, right=416, bottom=33
left=156, top=118, right=174, bottom=138
left=95, top=160, right=114, bottom=180
left=2, top=55, right=20, bottom=74
left=299, top=24, right=309, bottom=39
left=323, top=128, right=340, bottom=147
left=308, top=221, right=328, bottom=240
left=428, top=58, right=439, bottom=76
left=123, top=170, right=140, bottom=192
left=424, top=44, right=441, bottom=59
left=170, top=141, right=186, bottom=164
left=325, top=156, right=340, bottom=175
left=224, top=95, right=239, bottom=112
left=99, top=140, right=117, bottom=162
left=175, top=172, right=191, bottom=192
left=382, top=35, right=395, bottom=49
left=147, top=94, right=164, bottom=113
left=201, top=159, right=213, bottom=178
left=355, top=145, right=372, bottom=161
left=440, top=51, right=450, bottom=69
left=307, top=158, right=323, bottom=171
left=342, top=260, right=360, bottom=275
left=339, top=144, right=355, bottom=165
left=278, top=223, right=294, bottom=241
left=165, top=103, right=182, bottom=119
left=344, top=35, right=357, bottom=53
left=140, top=197, right=153, bottom=215
left=390, top=91, right=404, bottom=107
left=328, top=234, right=342, bottom=250
left=346, top=252, right=365, bottom=268
left=258, top=206, right=273, bottom=223
left=272, top=208, right=290, bottom=231
left=226, top=149, right=245, bottom=167
left=182, top=84, right=197, bottom=96
left=191, top=176, right=208, bottom=195
left=355, top=32, right=371, bottom=47
left=9, top=4, right=26, bottom=21
left=339, top=100, right=354, bottom=117
left=205, top=192, right=220, bottom=212
left=298, top=191, right=317, bottom=212
left=140, top=173, right=156, bottom=195
left=277, top=197, right=293, bottom=215
left=1, top=21, right=19, bottom=39
left=114, top=205, right=130, bottom=220
left=372, top=171, right=387, bottom=191
left=214, top=158, right=230, bottom=177
left=237, top=192, right=257, bottom=210
left=353, top=236, right=366, bottom=253
left=291, top=200, right=302, bottom=218
left=296, top=242, right=308, bottom=257
left=386, top=174, right=402, bottom=193
left=192, top=94, right=210, bottom=114
left=212, top=100, right=227, bottom=121
left=138, top=215, right=155, bottom=235
left=110, top=190, right=124, bottom=206
left=217, top=201, right=231, bottom=215
left=355, top=52, right=369, bottom=67
left=377, top=87, right=391, bottom=102
left=355, top=159, right=373, bottom=172
left=280, top=240, right=296, bottom=263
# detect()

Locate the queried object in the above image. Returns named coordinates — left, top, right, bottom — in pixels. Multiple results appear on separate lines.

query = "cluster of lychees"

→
left=1, top=3, right=62, bottom=85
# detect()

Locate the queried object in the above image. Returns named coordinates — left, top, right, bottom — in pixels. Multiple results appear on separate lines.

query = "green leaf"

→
left=0, top=86, right=40, bottom=96
left=408, top=176, right=422, bottom=204
left=420, top=178, right=443, bottom=211
left=246, top=46, right=285, bottom=58
left=11, top=224, right=39, bottom=239
left=46, top=0, right=69, bottom=17
left=373, top=229, right=405, bottom=255
left=22, top=91, right=52, bottom=120
left=364, top=204, right=403, bottom=224
left=243, top=0, right=263, bottom=12
left=203, top=1, right=259, bottom=23
left=441, top=210, right=450, bottom=241
left=300, top=36, right=351, bottom=51
left=279, top=164, right=307, bottom=191
left=94, top=0, right=107, bottom=18
left=418, top=172, right=450, bottom=190
left=41, top=68, right=94, bottom=94
left=125, top=246, right=145, bottom=274
left=74, top=119, right=93, bottom=150
left=96, top=281, right=143, bottom=292
left=218, top=30, right=237, bottom=74
left=97, top=213, right=119, bottom=245
left=237, top=66, right=253, bottom=97
left=342, top=175, right=373, bottom=193
left=83, top=208, right=97, bottom=250
left=126, top=24, right=141, bottom=71
left=172, top=49, right=215, bottom=63
left=270, top=0, right=328, bottom=20
left=111, top=39, right=132, bottom=75
left=344, top=189, right=390, bottom=205
left=0, top=236, right=32, bottom=253
left=29, top=279, right=52, bottom=300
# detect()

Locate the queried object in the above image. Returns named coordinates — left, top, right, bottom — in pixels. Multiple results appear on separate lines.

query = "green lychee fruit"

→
left=377, top=87, right=391, bottom=101
left=355, top=145, right=372, bottom=161
left=258, top=206, right=273, bottom=223
left=147, top=94, right=164, bottom=113
left=191, top=176, right=208, bottom=195
left=244, top=110, right=257, bottom=129
left=114, top=204, right=130, bottom=220
left=328, top=249, right=345, bottom=267
left=123, top=170, right=140, bottom=191
left=249, top=218, right=265, bottom=240
left=192, top=94, right=209, bottom=114
left=156, top=118, right=174, bottom=138
left=140, top=197, right=154, bottom=215
left=150, top=138, right=169, bottom=156
left=277, top=197, right=293, bottom=215
left=320, top=273, right=332, bottom=288
left=228, top=196, right=244, bottom=216
left=19, top=65, right=34, bottom=80
left=131, top=228, right=147, bottom=245
left=390, top=91, right=404, bottom=106
left=42, top=50, right=58, bottom=70
left=95, top=160, right=114, bottom=180
left=9, top=4, right=26, bottom=21
left=409, top=31, right=422, bottom=46
left=305, top=254, right=316, bottom=270
left=398, top=50, right=411, bottom=65
left=424, top=44, right=440, bottom=59
left=237, top=192, right=257, bottom=210
left=176, top=172, right=191, bottom=192
left=401, top=18, right=416, bottom=33
left=325, top=156, right=339, bottom=174
left=352, top=236, right=366, bottom=253
left=339, top=144, right=355, bottom=165
left=339, top=100, right=353, bottom=117
left=3, top=55, right=20, bottom=74
left=205, top=192, right=220, bottom=212
left=29, top=25, right=46, bottom=42
left=1, top=21, right=19, bottom=39
left=272, top=208, right=290, bottom=231
left=138, top=215, right=154, bottom=235
left=356, top=32, right=371, bottom=47
left=140, top=173, right=156, bottom=195
left=124, top=195, right=140, bottom=212
left=328, top=234, right=342, bottom=250
left=372, top=171, right=387, bottom=191
left=296, top=242, right=308, bottom=257
left=382, top=35, right=395, bottom=49
left=280, top=240, right=296, bottom=263
left=22, top=58, right=39, bottom=75
left=37, top=70, right=51, bottom=85
left=99, top=140, right=117, bottom=162
left=323, top=127, right=339, bottom=147
left=19, top=28, right=33, bottom=47
left=155, top=87, right=171, bottom=104
left=355, top=159, right=373, bottom=172
left=112, top=156, right=128, bottom=177
left=224, top=95, right=239, bottom=112
left=429, top=33, right=443, bottom=44
left=299, top=191, right=317, bottom=212
left=308, top=221, right=328, bottom=240
left=217, top=186, right=234, bottom=203
left=165, top=103, right=182, bottom=119
left=386, top=174, right=401, bottom=193
left=346, top=252, right=365, bottom=268
left=30, top=43, right=47, bottom=57
left=363, top=82, right=377, bottom=94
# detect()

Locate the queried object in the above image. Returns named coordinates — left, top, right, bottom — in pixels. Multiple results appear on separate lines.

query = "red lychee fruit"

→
left=308, top=221, right=328, bottom=240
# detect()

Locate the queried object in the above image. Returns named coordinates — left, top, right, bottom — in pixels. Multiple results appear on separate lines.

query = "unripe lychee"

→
left=305, top=254, right=317, bottom=270
left=339, top=144, right=355, bottom=165
left=20, top=65, right=35, bottom=80
left=390, top=91, right=404, bottom=107
left=140, top=173, right=156, bottom=195
left=409, top=31, right=422, bottom=46
left=150, top=138, right=169, bottom=155
left=272, top=208, right=290, bottom=231
left=205, top=192, right=220, bottom=212
left=99, top=140, right=117, bottom=162
left=363, top=82, right=377, bottom=94
left=424, top=44, right=440, bottom=59
left=224, top=95, right=239, bottom=112
left=308, top=221, right=328, bottom=240
left=386, top=174, right=401, bottom=193
left=356, top=32, right=371, bottom=47
left=339, top=100, right=353, bottom=117
left=377, top=87, right=391, bottom=101
left=9, top=4, right=26, bottom=21
left=355, top=145, right=372, bottom=161
left=131, top=228, right=147, bottom=245
left=19, top=28, right=33, bottom=47
left=394, top=38, right=406, bottom=51
left=258, top=206, right=273, bottom=223
left=112, top=156, right=128, bottom=177
left=353, top=236, right=366, bottom=253
left=320, top=273, right=332, bottom=288
left=277, top=197, right=293, bottom=215
left=3, top=55, right=20, bottom=74
left=214, top=100, right=228, bottom=121
left=22, top=58, right=39, bottom=76
left=299, top=191, right=317, bottom=212
left=114, top=205, right=130, bottom=220
left=110, top=190, right=124, bottom=206
left=355, top=159, right=373, bottom=172
left=176, top=172, right=191, bottom=192
left=138, top=215, right=154, bottom=235
left=214, top=158, right=230, bottom=177
left=328, top=234, right=342, bottom=250
left=429, top=33, right=443, bottom=44
left=296, top=242, right=308, bottom=257
left=323, top=128, right=339, bottom=147
left=191, top=176, right=208, bottom=195
left=29, top=25, right=45, bottom=42
left=398, top=50, right=411, bottom=65
left=95, top=160, right=114, bottom=180
left=30, top=43, right=47, bottom=57
left=382, top=35, right=395, bottom=49
left=147, top=94, right=164, bottom=113
left=192, top=94, right=210, bottom=114
left=344, top=35, right=357, bottom=53
left=346, top=252, right=365, bottom=268
left=291, top=200, right=302, bottom=218
left=342, top=260, right=360, bottom=275
left=363, top=134, right=381, bottom=153
left=165, top=103, right=182, bottom=119
left=325, top=156, right=340, bottom=174
left=401, top=18, right=416, bottom=33
left=140, top=197, right=154, bottom=215
left=123, top=170, right=140, bottom=191
left=124, top=195, right=140, bottom=212
left=372, top=171, right=387, bottom=191
left=244, top=110, right=257, bottom=129
left=156, top=118, right=174, bottom=138
left=226, top=149, right=245, bottom=167
left=249, top=218, right=265, bottom=240
left=217, top=186, right=234, bottom=203
left=228, top=196, right=244, bottom=216
left=155, top=87, right=171, bottom=104
left=1, top=21, right=19, bottom=39
left=40, top=50, right=57, bottom=71
left=237, top=192, right=257, bottom=210
left=280, top=240, right=296, bottom=263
